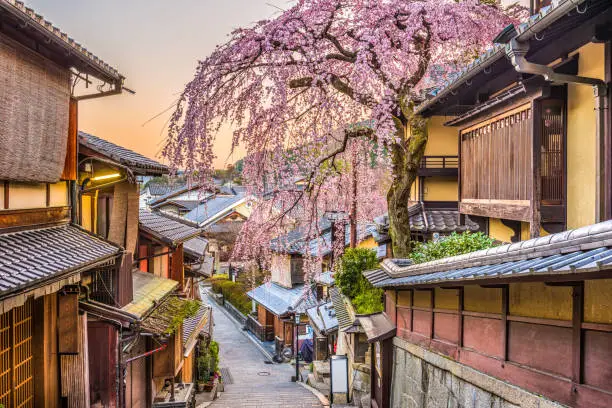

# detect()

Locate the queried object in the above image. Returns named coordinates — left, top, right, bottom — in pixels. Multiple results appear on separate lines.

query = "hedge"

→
left=210, top=277, right=251, bottom=315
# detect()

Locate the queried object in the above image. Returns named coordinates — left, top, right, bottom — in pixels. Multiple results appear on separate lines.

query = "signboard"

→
left=376, top=244, right=387, bottom=259
left=330, top=355, right=349, bottom=397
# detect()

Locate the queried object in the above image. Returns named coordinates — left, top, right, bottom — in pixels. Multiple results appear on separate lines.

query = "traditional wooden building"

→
left=77, top=133, right=213, bottom=407
left=416, top=0, right=612, bottom=242
left=362, top=2, right=612, bottom=407
left=0, top=0, right=127, bottom=406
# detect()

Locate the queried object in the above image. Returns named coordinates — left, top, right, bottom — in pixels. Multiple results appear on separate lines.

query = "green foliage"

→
left=166, top=299, right=200, bottom=335
left=210, top=277, right=251, bottom=315
left=409, top=232, right=496, bottom=264
left=335, top=248, right=379, bottom=299
left=335, top=248, right=383, bottom=315
left=197, top=340, right=220, bottom=383
left=353, top=287, right=384, bottom=314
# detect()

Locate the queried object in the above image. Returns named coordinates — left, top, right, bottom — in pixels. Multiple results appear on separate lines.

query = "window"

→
left=0, top=301, right=33, bottom=407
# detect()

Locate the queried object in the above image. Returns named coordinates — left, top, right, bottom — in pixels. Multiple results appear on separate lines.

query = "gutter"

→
left=506, top=38, right=608, bottom=222
left=415, top=0, right=590, bottom=115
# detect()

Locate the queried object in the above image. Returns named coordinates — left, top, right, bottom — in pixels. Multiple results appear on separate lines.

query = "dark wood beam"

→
left=572, top=283, right=584, bottom=385
left=459, top=201, right=530, bottom=222
left=502, top=285, right=509, bottom=362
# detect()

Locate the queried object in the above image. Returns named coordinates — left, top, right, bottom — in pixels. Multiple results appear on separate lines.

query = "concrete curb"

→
left=297, top=381, right=331, bottom=407
left=202, top=287, right=276, bottom=362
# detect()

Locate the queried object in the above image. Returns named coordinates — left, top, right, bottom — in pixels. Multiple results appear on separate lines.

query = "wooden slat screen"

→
left=541, top=101, right=564, bottom=204
left=0, top=301, right=33, bottom=408
left=461, top=106, right=533, bottom=202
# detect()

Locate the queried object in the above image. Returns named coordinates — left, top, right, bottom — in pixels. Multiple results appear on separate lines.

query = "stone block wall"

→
left=391, top=338, right=565, bottom=408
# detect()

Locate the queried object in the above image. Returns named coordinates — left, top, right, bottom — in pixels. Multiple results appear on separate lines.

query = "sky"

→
left=29, top=0, right=280, bottom=169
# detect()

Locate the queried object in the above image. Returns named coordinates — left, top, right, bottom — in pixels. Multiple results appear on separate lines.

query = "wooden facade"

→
left=384, top=279, right=612, bottom=408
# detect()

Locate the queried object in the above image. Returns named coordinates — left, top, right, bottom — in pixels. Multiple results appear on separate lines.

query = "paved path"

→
left=203, top=289, right=324, bottom=408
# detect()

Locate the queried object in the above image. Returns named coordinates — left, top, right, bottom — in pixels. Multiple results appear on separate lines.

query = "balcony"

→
left=246, top=314, right=275, bottom=342
left=418, top=156, right=458, bottom=177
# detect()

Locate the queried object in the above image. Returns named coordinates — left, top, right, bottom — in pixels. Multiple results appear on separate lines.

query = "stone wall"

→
left=391, top=337, right=565, bottom=408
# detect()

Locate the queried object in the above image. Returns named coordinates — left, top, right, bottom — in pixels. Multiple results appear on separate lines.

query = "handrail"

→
left=419, top=155, right=459, bottom=169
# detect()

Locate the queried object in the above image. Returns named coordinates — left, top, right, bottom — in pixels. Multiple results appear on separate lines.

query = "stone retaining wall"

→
left=391, top=337, right=565, bottom=408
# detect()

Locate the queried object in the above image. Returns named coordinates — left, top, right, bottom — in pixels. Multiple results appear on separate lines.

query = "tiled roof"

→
left=365, top=220, right=612, bottom=288
left=182, top=302, right=211, bottom=356
left=139, top=209, right=202, bottom=245
left=146, top=183, right=185, bottom=197
left=140, top=296, right=196, bottom=336
left=374, top=203, right=479, bottom=241
left=0, top=224, right=120, bottom=298
left=183, top=236, right=209, bottom=260
left=415, top=0, right=592, bottom=115
left=306, top=301, right=338, bottom=335
left=122, top=270, right=178, bottom=318
left=353, top=313, right=396, bottom=343
left=247, top=282, right=317, bottom=316
left=314, top=271, right=335, bottom=286
left=0, top=0, right=122, bottom=82
left=79, top=132, right=168, bottom=175
left=184, top=194, right=248, bottom=226
left=329, top=287, right=353, bottom=330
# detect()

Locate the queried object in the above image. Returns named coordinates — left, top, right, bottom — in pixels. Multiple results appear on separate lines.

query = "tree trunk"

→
left=387, top=111, right=428, bottom=258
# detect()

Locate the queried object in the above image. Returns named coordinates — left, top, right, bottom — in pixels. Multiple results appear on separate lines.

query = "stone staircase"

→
left=307, top=360, right=331, bottom=397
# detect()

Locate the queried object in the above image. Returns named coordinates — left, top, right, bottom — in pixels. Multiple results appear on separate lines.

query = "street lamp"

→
left=294, top=312, right=301, bottom=382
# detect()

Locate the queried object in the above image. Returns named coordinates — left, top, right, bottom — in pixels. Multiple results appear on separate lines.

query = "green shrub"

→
left=353, top=287, right=384, bottom=314
left=335, top=248, right=379, bottom=300
left=211, top=277, right=252, bottom=315
left=409, top=232, right=496, bottom=264
left=335, top=248, right=383, bottom=315
left=197, top=340, right=220, bottom=383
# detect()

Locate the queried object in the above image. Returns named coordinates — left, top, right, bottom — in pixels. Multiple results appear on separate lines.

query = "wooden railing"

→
left=418, top=156, right=459, bottom=176
left=246, top=314, right=275, bottom=342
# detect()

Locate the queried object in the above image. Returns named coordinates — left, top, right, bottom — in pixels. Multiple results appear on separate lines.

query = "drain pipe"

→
left=506, top=38, right=609, bottom=222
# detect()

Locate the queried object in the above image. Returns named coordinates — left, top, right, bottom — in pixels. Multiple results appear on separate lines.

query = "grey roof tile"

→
left=79, top=132, right=168, bottom=175
left=247, top=282, right=317, bottom=316
left=366, top=220, right=612, bottom=288
left=139, top=209, right=202, bottom=245
left=329, top=287, right=353, bottom=329
left=0, top=224, right=120, bottom=298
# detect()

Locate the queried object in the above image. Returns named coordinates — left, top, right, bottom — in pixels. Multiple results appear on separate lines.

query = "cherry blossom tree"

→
left=164, top=0, right=516, bottom=258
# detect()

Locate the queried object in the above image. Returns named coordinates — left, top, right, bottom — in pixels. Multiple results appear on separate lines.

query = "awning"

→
left=353, top=313, right=396, bottom=343
left=0, top=224, right=121, bottom=313
left=140, top=296, right=201, bottom=337
left=306, top=301, right=338, bottom=335
left=182, top=303, right=211, bottom=357
left=247, top=282, right=317, bottom=316
left=329, top=287, right=354, bottom=330
left=122, top=271, right=178, bottom=318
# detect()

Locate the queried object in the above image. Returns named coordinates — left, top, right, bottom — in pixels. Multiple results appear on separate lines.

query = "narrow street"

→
left=203, top=289, right=325, bottom=408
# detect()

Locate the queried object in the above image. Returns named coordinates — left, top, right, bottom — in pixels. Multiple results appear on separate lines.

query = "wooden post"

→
left=604, top=41, right=612, bottom=221
left=3, top=181, right=8, bottom=209
left=501, top=285, right=509, bottom=361
left=457, top=287, right=464, bottom=348
left=572, top=283, right=584, bottom=385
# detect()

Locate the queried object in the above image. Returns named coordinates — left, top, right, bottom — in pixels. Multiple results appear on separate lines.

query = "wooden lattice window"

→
left=0, top=301, right=33, bottom=408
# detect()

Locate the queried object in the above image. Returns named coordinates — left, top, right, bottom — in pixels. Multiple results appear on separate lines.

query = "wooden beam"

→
left=572, top=283, right=584, bottom=385
left=0, top=206, right=70, bottom=231
left=459, top=201, right=530, bottom=222
left=501, top=285, right=509, bottom=361
left=457, top=287, right=464, bottom=348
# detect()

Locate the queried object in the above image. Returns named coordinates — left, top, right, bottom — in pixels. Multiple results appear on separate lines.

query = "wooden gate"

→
left=0, top=300, right=34, bottom=407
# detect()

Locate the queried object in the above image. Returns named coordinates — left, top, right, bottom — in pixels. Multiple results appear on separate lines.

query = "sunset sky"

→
left=30, top=0, right=279, bottom=169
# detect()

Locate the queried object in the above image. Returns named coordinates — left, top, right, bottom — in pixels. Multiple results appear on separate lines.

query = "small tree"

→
left=409, top=231, right=495, bottom=264
left=335, top=248, right=383, bottom=314
left=335, top=248, right=378, bottom=299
